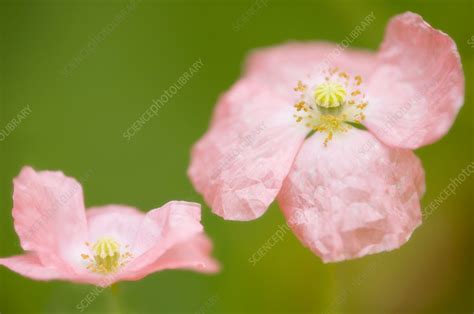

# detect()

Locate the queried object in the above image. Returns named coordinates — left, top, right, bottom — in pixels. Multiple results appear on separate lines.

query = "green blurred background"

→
left=0, top=0, right=472, bottom=313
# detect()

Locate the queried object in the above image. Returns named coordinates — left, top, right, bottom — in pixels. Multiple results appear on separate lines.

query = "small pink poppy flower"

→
left=0, top=166, right=219, bottom=285
left=188, top=12, right=464, bottom=262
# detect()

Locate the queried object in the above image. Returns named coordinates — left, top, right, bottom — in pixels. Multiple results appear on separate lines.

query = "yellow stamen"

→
left=294, top=80, right=307, bottom=92
left=351, top=90, right=361, bottom=96
left=357, top=102, right=368, bottom=110
left=338, top=72, right=349, bottom=79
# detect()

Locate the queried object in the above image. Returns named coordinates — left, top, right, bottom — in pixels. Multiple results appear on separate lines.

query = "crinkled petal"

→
left=151, top=233, right=219, bottom=273
left=119, top=234, right=219, bottom=281
left=123, top=201, right=206, bottom=272
left=0, top=253, right=70, bottom=281
left=189, top=78, right=307, bottom=221
left=364, top=12, right=464, bottom=149
left=12, top=166, right=88, bottom=271
left=278, top=129, right=425, bottom=263
left=244, top=42, right=376, bottom=88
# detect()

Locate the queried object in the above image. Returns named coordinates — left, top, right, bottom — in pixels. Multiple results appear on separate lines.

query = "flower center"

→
left=81, top=237, right=133, bottom=275
left=293, top=68, right=367, bottom=145
left=314, top=81, right=346, bottom=108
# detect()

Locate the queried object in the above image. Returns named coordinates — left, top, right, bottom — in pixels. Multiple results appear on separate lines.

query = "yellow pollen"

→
left=351, top=90, right=361, bottom=96
left=338, top=72, right=349, bottom=79
left=314, top=81, right=347, bottom=108
left=309, top=115, right=351, bottom=146
left=294, top=80, right=307, bottom=92
left=357, top=102, right=368, bottom=110
left=294, top=101, right=308, bottom=112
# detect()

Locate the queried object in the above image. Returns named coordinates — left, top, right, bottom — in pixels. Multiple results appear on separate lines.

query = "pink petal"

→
left=119, top=234, right=220, bottom=281
left=12, top=166, right=88, bottom=271
left=188, top=78, right=308, bottom=221
left=244, top=42, right=376, bottom=87
left=364, top=12, right=464, bottom=149
left=0, top=253, right=69, bottom=281
left=86, top=205, right=145, bottom=247
left=278, top=130, right=425, bottom=263
left=153, top=233, right=219, bottom=273
left=123, top=201, right=209, bottom=273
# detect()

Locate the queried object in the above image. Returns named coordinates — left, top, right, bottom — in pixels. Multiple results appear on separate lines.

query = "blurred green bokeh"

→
left=1, top=0, right=472, bottom=313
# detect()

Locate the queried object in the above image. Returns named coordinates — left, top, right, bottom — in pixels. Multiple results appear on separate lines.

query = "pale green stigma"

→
left=82, top=237, right=133, bottom=275
left=92, top=237, right=120, bottom=274
left=314, top=81, right=347, bottom=108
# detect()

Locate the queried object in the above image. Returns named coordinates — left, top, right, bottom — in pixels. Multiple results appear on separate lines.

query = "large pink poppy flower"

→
left=188, top=12, right=464, bottom=262
left=0, top=167, right=219, bottom=285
